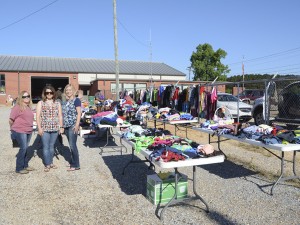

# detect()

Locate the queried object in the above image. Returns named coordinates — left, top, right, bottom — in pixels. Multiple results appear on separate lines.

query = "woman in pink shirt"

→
left=9, top=91, right=34, bottom=174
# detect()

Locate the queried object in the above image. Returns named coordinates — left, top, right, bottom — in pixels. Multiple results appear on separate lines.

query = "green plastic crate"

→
left=146, top=173, right=188, bottom=205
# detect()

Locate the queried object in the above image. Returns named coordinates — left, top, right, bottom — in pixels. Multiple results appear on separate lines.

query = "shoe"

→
left=25, top=166, right=35, bottom=171
left=50, top=164, right=58, bottom=169
left=44, top=167, right=51, bottom=172
left=67, top=167, right=80, bottom=171
left=16, top=169, right=29, bottom=174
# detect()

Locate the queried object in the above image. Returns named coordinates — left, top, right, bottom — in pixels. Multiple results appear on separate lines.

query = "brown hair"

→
left=41, top=85, right=56, bottom=102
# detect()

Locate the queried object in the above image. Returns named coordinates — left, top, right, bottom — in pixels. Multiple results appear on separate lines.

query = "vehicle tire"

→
left=254, top=110, right=264, bottom=125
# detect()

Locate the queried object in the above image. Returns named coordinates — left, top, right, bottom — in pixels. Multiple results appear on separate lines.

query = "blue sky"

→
left=1, top=0, right=300, bottom=80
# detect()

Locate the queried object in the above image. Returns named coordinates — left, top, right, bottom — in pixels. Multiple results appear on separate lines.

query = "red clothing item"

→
left=10, top=105, right=34, bottom=134
left=172, top=87, right=179, bottom=100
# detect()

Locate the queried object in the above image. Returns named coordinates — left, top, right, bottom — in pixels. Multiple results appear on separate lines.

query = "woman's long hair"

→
left=64, top=84, right=76, bottom=100
left=16, top=91, right=32, bottom=111
left=41, top=85, right=56, bottom=102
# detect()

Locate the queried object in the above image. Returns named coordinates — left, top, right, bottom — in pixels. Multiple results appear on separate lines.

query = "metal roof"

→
left=0, top=55, right=185, bottom=76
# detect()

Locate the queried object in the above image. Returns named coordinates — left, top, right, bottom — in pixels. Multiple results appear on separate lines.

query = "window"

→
left=111, top=83, right=117, bottom=94
left=0, top=74, right=5, bottom=94
left=135, top=83, right=146, bottom=91
left=124, top=83, right=134, bottom=91
left=111, top=83, right=147, bottom=94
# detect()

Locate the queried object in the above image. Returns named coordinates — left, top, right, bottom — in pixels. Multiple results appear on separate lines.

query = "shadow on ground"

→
left=199, top=159, right=257, bottom=179
left=26, top=134, right=72, bottom=165
left=102, top=154, right=155, bottom=196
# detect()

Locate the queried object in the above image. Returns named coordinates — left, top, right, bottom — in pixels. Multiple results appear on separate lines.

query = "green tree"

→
left=190, top=43, right=230, bottom=81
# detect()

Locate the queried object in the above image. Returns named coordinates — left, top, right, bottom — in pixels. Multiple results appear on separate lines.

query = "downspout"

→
left=18, top=71, right=20, bottom=94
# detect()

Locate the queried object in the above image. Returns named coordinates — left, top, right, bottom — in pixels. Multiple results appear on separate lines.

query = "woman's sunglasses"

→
left=45, top=91, right=54, bottom=95
left=22, top=95, right=31, bottom=99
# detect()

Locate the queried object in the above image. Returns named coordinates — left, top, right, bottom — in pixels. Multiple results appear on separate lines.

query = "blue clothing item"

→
left=12, top=130, right=32, bottom=172
left=180, top=113, right=193, bottom=120
left=62, top=98, right=81, bottom=128
left=41, top=131, right=58, bottom=166
left=104, top=112, right=118, bottom=120
left=263, top=137, right=281, bottom=145
left=91, top=116, right=103, bottom=125
left=182, top=102, right=190, bottom=113
left=65, top=126, right=80, bottom=168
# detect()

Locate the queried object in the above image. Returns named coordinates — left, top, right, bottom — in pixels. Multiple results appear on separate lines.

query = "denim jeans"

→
left=12, top=131, right=32, bottom=172
left=41, top=131, right=58, bottom=166
left=65, top=126, right=80, bottom=168
left=182, top=102, right=190, bottom=113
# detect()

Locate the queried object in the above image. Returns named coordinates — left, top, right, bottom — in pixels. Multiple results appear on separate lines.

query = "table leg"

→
left=192, top=166, right=209, bottom=212
left=270, top=150, right=300, bottom=195
left=99, top=128, right=109, bottom=155
left=99, top=128, right=124, bottom=155
left=158, top=166, right=209, bottom=220
left=122, top=147, right=151, bottom=175
left=186, top=126, right=188, bottom=138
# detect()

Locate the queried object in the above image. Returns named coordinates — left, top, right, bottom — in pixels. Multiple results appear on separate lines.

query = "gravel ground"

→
left=0, top=105, right=299, bottom=225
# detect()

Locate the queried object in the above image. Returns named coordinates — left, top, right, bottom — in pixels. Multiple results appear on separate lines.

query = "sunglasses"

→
left=45, top=91, right=54, bottom=95
left=22, top=95, right=31, bottom=99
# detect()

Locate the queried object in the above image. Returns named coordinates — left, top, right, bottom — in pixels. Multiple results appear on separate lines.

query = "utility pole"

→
left=186, top=66, right=192, bottom=81
left=242, top=55, right=245, bottom=91
left=113, top=0, right=119, bottom=101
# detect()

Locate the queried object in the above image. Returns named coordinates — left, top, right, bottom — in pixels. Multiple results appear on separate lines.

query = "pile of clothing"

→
left=121, top=125, right=220, bottom=159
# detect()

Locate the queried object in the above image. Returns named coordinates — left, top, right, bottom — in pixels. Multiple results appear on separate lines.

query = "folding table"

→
left=140, top=149, right=225, bottom=220
left=97, top=124, right=131, bottom=155
left=192, top=127, right=300, bottom=194
left=153, top=119, right=199, bottom=137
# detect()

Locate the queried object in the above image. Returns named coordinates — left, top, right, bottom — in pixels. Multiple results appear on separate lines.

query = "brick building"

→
left=0, top=55, right=226, bottom=105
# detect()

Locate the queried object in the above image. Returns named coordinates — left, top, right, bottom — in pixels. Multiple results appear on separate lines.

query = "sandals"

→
left=50, top=164, right=58, bottom=169
left=67, top=167, right=80, bottom=171
left=44, top=164, right=57, bottom=172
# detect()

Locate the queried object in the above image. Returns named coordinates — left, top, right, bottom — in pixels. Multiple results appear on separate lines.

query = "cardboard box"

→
left=146, top=173, right=188, bottom=205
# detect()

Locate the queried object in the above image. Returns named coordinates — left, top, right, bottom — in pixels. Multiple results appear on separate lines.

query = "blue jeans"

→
left=183, top=102, right=190, bottom=113
left=12, top=131, right=32, bottom=172
left=65, top=126, right=80, bottom=168
left=41, top=131, right=58, bottom=166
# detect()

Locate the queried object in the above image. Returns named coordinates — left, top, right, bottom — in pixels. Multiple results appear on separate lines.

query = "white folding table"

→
left=140, top=149, right=225, bottom=220
left=97, top=124, right=131, bottom=155
left=153, top=119, right=199, bottom=137
left=192, top=127, right=300, bottom=194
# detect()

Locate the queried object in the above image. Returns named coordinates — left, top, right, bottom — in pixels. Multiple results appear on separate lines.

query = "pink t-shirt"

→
left=10, top=105, right=34, bottom=134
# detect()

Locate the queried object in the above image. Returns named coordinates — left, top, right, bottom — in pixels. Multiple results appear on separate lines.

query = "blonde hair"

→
left=16, top=91, right=32, bottom=111
left=64, top=84, right=76, bottom=100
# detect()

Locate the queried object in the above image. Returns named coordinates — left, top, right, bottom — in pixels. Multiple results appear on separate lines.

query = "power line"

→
left=0, top=0, right=59, bottom=31
left=228, top=47, right=300, bottom=66
left=117, top=18, right=148, bottom=48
